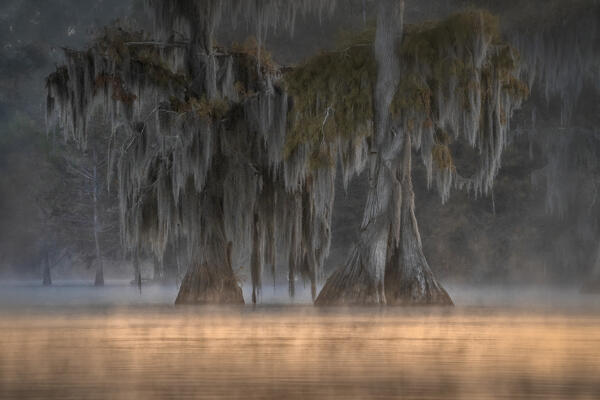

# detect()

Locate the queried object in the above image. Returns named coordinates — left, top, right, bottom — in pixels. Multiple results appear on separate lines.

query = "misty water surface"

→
left=1, top=283, right=600, bottom=399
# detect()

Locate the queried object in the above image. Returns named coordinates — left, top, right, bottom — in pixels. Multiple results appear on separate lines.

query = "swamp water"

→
left=0, top=282, right=599, bottom=399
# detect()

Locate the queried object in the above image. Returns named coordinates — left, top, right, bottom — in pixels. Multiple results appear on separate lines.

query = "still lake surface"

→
left=1, top=282, right=599, bottom=399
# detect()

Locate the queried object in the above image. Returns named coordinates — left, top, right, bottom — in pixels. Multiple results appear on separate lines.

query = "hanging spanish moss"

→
left=46, top=1, right=340, bottom=304
left=46, top=1, right=529, bottom=306
left=285, top=8, right=528, bottom=305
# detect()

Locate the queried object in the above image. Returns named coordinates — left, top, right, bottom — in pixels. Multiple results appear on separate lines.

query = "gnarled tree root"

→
left=384, top=262, right=453, bottom=306
left=315, top=249, right=382, bottom=305
left=175, top=263, right=244, bottom=305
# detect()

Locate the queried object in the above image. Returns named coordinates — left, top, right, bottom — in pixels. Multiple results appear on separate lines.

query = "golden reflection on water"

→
left=1, top=307, right=599, bottom=399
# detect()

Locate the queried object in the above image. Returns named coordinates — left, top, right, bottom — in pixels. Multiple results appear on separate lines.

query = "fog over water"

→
left=2, top=281, right=600, bottom=310
left=1, top=289, right=600, bottom=400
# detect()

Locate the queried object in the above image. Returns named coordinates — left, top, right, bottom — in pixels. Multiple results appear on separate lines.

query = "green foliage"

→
left=94, top=74, right=137, bottom=104
left=93, top=28, right=272, bottom=119
left=308, top=144, right=336, bottom=171
left=94, top=27, right=145, bottom=64
left=169, top=96, right=230, bottom=119
left=432, top=129, right=455, bottom=171
left=93, top=26, right=187, bottom=89
left=231, top=37, right=277, bottom=75
left=284, top=32, right=376, bottom=161
left=392, top=11, right=507, bottom=115
left=285, top=10, right=528, bottom=171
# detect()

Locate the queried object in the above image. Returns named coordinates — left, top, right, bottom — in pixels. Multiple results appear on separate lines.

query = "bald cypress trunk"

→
left=384, top=134, right=452, bottom=305
left=315, top=157, right=394, bottom=305
left=42, top=249, right=52, bottom=286
left=315, top=0, right=403, bottom=306
left=133, top=250, right=142, bottom=294
left=94, top=260, right=104, bottom=287
left=175, top=242, right=244, bottom=305
left=175, top=197, right=244, bottom=305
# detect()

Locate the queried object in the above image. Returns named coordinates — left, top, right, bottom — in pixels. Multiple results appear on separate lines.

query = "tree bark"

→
left=42, top=249, right=52, bottom=286
left=315, top=245, right=382, bottom=305
left=315, top=155, right=395, bottom=305
left=175, top=197, right=244, bottom=304
left=315, top=0, right=402, bottom=305
left=175, top=242, right=244, bottom=305
left=384, top=134, right=453, bottom=305
left=94, top=262, right=104, bottom=287
left=133, top=249, right=142, bottom=293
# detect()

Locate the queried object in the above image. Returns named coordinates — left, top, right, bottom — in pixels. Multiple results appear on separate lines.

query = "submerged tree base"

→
left=42, top=265, right=52, bottom=286
left=315, top=248, right=382, bottom=306
left=316, top=275, right=452, bottom=306
left=384, top=264, right=453, bottom=306
left=94, top=270, right=104, bottom=287
left=315, top=255, right=453, bottom=306
left=175, top=263, right=244, bottom=305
